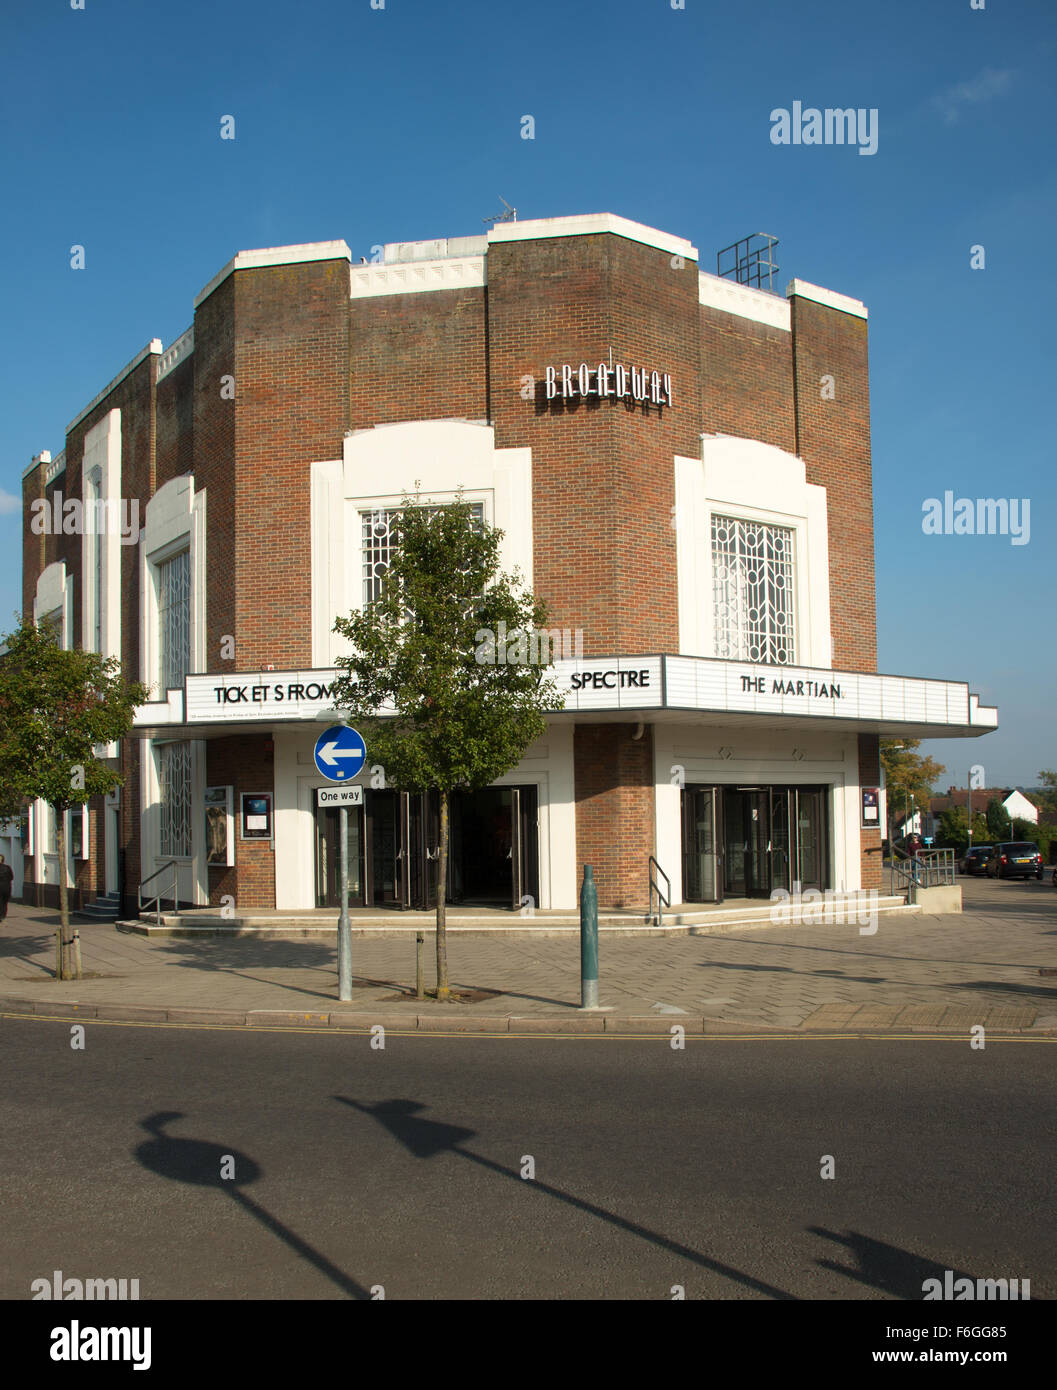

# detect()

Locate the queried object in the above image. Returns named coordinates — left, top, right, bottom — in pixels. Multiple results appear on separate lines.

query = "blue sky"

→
left=1, top=0, right=1054, bottom=788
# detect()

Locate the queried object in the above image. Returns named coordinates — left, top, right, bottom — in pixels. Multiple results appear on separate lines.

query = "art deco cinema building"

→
left=20, top=213, right=997, bottom=918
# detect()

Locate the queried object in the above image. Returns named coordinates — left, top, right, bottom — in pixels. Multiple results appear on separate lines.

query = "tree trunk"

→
left=55, top=805, right=78, bottom=981
left=435, top=789, right=450, bottom=1000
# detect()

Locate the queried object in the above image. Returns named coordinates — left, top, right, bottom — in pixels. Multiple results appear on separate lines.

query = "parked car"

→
left=987, top=842, right=1044, bottom=880
left=960, top=845, right=994, bottom=875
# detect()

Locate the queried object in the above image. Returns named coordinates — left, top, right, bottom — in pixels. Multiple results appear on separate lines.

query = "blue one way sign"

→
left=313, top=725, right=367, bottom=782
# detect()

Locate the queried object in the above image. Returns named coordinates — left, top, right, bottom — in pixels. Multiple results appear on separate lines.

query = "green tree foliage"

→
left=880, top=739, right=945, bottom=843
left=1032, top=770, right=1057, bottom=823
left=938, top=805, right=997, bottom=850
left=0, top=619, right=148, bottom=979
left=880, top=739, right=946, bottom=807
left=985, top=798, right=1012, bottom=842
left=329, top=497, right=565, bottom=998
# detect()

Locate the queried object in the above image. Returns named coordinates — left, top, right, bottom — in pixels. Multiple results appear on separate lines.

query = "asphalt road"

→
left=1, top=1018, right=1053, bottom=1300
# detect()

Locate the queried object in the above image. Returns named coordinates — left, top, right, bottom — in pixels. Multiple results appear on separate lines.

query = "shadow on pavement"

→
left=133, top=1110, right=370, bottom=1298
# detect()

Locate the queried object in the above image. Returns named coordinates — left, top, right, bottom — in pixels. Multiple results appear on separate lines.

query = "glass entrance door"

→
left=724, top=789, right=771, bottom=898
left=794, top=789, right=826, bottom=890
left=769, top=789, right=792, bottom=893
left=513, top=786, right=539, bottom=912
left=689, top=785, right=830, bottom=901
left=367, top=790, right=400, bottom=905
left=406, top=786, right=539, bottom=910
left=315, top=805, right=366, bottom=908
left=682, top=787, right=721, bottom=903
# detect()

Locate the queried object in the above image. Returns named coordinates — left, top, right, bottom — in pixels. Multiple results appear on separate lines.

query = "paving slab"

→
left=2, top=879, right=1054, bottom=1034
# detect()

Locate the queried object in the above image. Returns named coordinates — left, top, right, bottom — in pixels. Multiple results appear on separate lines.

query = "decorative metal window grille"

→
left=361, top=504, right=485, bottom=606
left=711, top=515, right=797, bottom=664
left=158, top=741, right=193, bottom=858
left=87, top=468, right=103, bottom=653
left=158, top=549, right=191, bottom=691
left=93, top=523, right=104, bottom=652
left=41, top=607, right=63, bottom=645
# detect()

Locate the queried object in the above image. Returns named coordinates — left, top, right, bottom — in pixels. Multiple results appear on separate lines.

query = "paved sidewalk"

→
left=2, top=878, right=1055, bottom=1033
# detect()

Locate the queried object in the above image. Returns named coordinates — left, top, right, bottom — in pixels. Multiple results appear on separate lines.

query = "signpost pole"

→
left=338, top=805, right=352, bottom=1001
left=313, top=724, right=367, bottom=1003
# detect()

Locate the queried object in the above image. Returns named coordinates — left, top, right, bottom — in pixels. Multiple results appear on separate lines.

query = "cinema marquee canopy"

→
left=130, top=658, right=998, bottom=741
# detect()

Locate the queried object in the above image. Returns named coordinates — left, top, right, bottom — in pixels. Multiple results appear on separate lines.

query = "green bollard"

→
left=580, top=864, right=598, bottom=1008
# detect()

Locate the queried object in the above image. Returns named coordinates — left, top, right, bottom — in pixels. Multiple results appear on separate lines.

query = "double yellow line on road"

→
left=2, top=1010, right=1054, bottom=1043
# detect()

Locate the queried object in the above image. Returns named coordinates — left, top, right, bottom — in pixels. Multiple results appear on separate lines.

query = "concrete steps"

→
left=76, top=892, right=122, bottom=923
left=121, top=892, right=917, bottom=937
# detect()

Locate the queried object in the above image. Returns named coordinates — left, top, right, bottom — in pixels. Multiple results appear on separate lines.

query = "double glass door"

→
left=315, top=790, right=401, bottom=908
left=682, top=785, right=828, bottom=903
left=411, top=786, right=539, bottom=910
left=318, top=786, right=539, bottom=911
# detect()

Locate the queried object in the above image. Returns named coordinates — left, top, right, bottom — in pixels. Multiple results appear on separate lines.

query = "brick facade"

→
left=790, top=293, right=876, bottom=671
left=19, top=217, right=895, bottom=914
left=574, top=724, right=655, bottom=909
left=857, top=734, right=883, bottom=890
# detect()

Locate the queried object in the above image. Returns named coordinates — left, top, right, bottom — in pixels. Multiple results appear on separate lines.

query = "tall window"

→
left=712, top=515, right=797, bottom=665
left=157, top=549, right=191, bottom=691
left=158, top=741, right=192, bottom=858
left=86, top=466, right=103, bottom=653
left=361, top=504, right=485, bottom=606
left=41, top=608, right=64, bottom=646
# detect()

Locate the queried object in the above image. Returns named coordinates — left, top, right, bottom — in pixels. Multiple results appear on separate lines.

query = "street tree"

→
left=938, top=805, right=991, bottom=850
left=985, top=798, right=1012, bottom=842
left=329, top=497, right=565, bottom=999
left=880, top=739, right=945, bottom=834
left=0, top=618, right=148, bottom=979
left=1032, top=769, right=1057, bottom=823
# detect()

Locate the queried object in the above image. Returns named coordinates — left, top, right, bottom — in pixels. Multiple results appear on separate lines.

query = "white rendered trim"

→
left=488, top=213, right=698, bottom=262
left=157, top=327, right=194, bottom=382
left=34, top=561, right=70, bottom=647
left=787, top=278, right=868, bottom=320
left=80, top=409, right=123, bottom=665
left=698, top=271, right=791, bottom=330
left=349, top=257, right=485, bottom=298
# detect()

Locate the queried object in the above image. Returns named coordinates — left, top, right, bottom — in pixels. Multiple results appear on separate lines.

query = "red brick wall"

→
left=231, top=258, right=350, bottom=669
left=487, top=232, right=700, bottom=654
left=156, top=355, right=194, bottom=487
left=699, top=304, right=795, bottom=452
left=206, top=735, right=275, bottom=908
left=858, top=733, right=882, bottom=889
left=121, top=741, right=143, bottom=913
left=790, top=294, right=876, bottom=671
left=193, top=275, right=236, bottom=671
left=574, top=723, right=654, bottom=909
left=22, top=459, right=46, bottom=621
left=349, top=287, right=487, bottom=427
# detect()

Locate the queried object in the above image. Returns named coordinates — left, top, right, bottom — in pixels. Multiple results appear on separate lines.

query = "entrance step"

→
left=76, top=892, right=122, bottom=922
left=122, top=893, right=916, bottom=937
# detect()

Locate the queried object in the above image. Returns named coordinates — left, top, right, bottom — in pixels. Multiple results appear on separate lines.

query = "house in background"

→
left=930, top=787, right=1039, bottom=827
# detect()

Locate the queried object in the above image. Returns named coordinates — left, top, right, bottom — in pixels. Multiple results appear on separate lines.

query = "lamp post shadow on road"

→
left=333, top=1095, right=795, bottom=1299
left=133, top=1111, right=371, bottom=1299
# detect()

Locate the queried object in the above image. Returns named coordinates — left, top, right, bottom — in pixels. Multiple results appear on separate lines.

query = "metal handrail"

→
left=648, top=855, right=671, bottom=926
left=889, top=847, right=956, bottom=895
left=138, top=859, right=180, bottom=929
